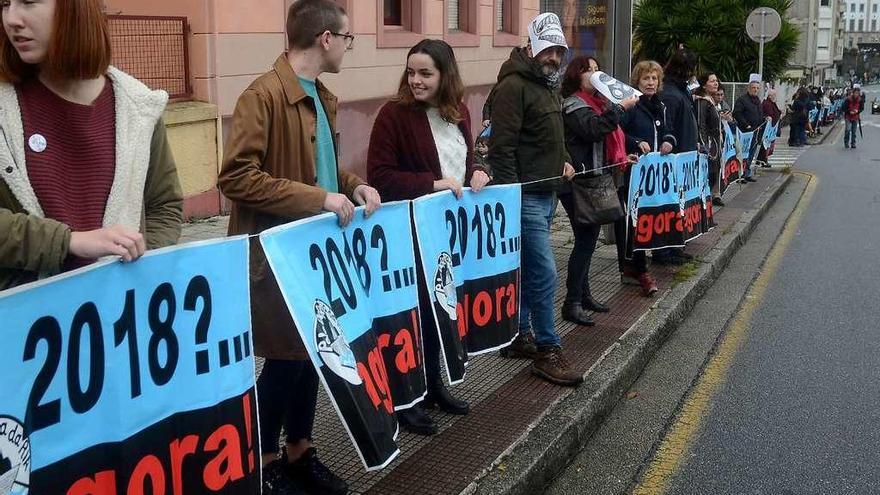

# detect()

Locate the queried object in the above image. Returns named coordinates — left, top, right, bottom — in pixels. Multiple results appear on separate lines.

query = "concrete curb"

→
left=464, top=171, right=794, bottom=495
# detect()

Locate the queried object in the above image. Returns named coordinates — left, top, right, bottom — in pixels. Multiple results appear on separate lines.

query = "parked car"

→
left=872, top=97, right=880, bottom=115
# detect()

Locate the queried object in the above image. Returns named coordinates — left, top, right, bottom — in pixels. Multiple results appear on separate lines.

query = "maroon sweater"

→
left=17, top=78, right=116, bottom=270
left=367, top=100, right=483, bottom=201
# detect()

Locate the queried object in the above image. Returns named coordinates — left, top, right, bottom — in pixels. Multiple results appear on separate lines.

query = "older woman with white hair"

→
left=759, top=89, right=782, bottom=167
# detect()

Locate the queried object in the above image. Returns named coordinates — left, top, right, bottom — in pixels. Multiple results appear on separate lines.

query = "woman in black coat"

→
left=557, top=55, right=638, bottom=325
left=617, top=60, right=676, bottom=296
left=694, top=73, right=724, bottom=206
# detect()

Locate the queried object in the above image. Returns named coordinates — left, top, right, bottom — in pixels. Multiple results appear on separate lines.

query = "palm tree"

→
left=633, top=0, right=799, bottom=82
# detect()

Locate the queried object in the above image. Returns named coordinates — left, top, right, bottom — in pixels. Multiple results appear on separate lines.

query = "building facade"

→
left=105, top=0, right=632, bottom=218
left=842, top=0, right=880, bottom=48
left=789, top=0, right=845, bottom=85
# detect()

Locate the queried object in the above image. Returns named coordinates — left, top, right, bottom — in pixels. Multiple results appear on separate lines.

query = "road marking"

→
left=631, top=172, right=818, bottom=495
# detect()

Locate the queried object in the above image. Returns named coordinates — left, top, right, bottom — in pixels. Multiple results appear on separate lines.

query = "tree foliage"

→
left=633, top=0, right=799, bottom=82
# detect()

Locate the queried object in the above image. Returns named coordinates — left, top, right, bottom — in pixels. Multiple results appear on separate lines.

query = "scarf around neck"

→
left=575, top=89, right=627, bottom=165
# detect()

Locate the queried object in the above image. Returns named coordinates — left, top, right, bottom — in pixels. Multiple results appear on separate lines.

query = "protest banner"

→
left=762, top=120, right=779, bottom=151
left=737, top=127, right=762, bottom=175
left=260, top=204, right=424, bottom=471
left=721, top=123, right=741, bottom=193
left=412, top=185, right=522, bottom=384
left=590, top=71, right=642, bottom=104
left=628, top=152, right=685, bottom=251
left=674, top=151, right=704, bottom=242
left=699, top=152, right=716, bottom=233
left=0, top=237, right=259, bottom=494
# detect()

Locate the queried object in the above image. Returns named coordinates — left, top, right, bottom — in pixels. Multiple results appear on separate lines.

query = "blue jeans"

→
left=519, top=192, right=561, bottom=348
left=844, top=120, right=858, bottom=147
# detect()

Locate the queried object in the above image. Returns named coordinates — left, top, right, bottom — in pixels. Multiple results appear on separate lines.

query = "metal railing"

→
left=108, top=15, right=191, bottom=100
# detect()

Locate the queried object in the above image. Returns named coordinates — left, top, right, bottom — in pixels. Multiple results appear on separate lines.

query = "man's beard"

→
left=540, top=62, right=560, bottom=77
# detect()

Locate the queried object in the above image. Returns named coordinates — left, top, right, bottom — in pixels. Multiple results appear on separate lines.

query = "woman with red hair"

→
left=0, top=0, right=182, bottom=290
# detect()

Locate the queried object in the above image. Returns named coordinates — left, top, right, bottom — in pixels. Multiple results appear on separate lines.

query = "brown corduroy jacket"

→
left=218, top=54, right=365, bottom=361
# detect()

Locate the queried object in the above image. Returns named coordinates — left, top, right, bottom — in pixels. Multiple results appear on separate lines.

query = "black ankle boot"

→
left=581, top=295, right=609, bottom=313
left=425, top=376, right=469, bottom=415
left=562, top=302, right=595, bottom=326
left=397, top=404, right=437, bottom=435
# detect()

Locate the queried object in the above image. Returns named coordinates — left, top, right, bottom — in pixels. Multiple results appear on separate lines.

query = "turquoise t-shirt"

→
left=298, top=77, right=339, bottom=193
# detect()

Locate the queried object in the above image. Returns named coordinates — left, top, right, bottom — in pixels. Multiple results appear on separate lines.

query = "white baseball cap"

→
left=528, top=13, right=568, bottom=57
left=748, top=73, right=762, bottom=84
left=853, top=83, right=861, bottom=89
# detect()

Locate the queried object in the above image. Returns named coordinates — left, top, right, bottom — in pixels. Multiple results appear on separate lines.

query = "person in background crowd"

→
left=732, top=73, right=763, bottom=183
left=759, top=88, right=782, bottom=168
left=656, top=44, right=699, bottom=265
left=618, top=59, right=672, bottom=296
left=844, top=85, right=864, bottom=149
left=0, top=0, right=182, bottom=291
left=367, top=39, right=490, bottom=435
left=557, top=55, right=638, bottom=325
left=810, top=86, right=823, bottom=135
left=714, top=86, right=737, bottom=130
left=821, top=90, right=832, bottom=125
left=218, top=1, right=381, bottom=493
left=694, top=73, right=724, bottom=206
left=489, top=12, right=584, bottom=386
left=789, top=88, right=810, bottom=147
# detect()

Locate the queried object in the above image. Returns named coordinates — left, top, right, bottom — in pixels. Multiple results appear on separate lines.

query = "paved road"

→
left=659, top=86, right=880, bottom=494
left=545, top=85, right=880, bottom=494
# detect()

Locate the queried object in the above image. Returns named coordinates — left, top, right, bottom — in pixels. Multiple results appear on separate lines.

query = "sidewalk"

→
left=180, top=167, right=795, bottom=495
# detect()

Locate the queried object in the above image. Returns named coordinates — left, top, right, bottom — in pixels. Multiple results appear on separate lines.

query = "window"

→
left=377, top=0, right=423, bottom=48
left=496, top=0, right=507, bottom=32
left=821, top=0, right=829, bottom=5
left=493, top=0, right=521, bottom=46
left=851, top=18, right=856, bottom=30
left=384, top=0, right=401, bottom=26
left=850, top=38, right=854, bottom=47
left=444, top=0, right=478, bottom=46
left=874, top=4, right=878, bottom=12
left=874, top=19, right=878, bottom=30
left=859, top=18, right=864, bottom=29
left=448, top=0, right=461, bottom=30
left=851, top=3, right=856, bottom=12
left=860, top=3, right=864, bottom=11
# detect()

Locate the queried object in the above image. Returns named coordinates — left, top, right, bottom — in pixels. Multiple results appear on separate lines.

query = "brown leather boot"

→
left=500, top=332, right=539, bottom=359
left=531, top=347, right=584, bottom=386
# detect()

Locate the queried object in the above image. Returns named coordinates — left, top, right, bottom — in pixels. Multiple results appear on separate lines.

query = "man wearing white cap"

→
left=733, top=73, right=764, bottom=182
left=488, top=12, right=583, bottom=386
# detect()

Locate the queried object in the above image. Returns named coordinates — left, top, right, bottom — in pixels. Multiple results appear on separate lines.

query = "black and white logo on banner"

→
left=0, top=416, right=29, bottom=495
left=315, top=300, right=362, bottom=385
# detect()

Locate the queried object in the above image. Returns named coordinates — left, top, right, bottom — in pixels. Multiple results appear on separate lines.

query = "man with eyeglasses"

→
left=219, top=0, right=379, bottom=494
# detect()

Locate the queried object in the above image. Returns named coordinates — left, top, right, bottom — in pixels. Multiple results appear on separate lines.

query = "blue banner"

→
left=412, top=185, right=522, bottom=383
left=260, top=204, right=422, bottom=471
left=722, top=123, right=741, bottom=192
left=628, top=152, right=685, bottom=250
left=0, top=237, right=258, bottom=494
left=737, top=127, right=762, bottom=170
left=699, top=152, right=716, bottom=233
left=762, top=121, right=779, bottom=150
left=675, top=151, right=704, bottom=242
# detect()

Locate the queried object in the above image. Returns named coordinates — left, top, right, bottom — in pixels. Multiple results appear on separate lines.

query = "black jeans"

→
left=613, top=186, right=648, bottom=274
left=257, top=359, right=319, bottom=454
left=559, top=193, right=601, bottom=305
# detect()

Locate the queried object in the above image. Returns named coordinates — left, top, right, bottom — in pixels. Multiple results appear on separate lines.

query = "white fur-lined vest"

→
left=0, top=67, right=168, bottom=232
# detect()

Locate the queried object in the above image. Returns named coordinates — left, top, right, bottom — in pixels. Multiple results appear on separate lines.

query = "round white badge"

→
left=28, top=134, right=46, bottom=153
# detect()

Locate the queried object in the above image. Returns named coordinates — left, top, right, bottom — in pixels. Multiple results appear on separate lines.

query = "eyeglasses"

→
left=317, top=31, right=355, bottom=50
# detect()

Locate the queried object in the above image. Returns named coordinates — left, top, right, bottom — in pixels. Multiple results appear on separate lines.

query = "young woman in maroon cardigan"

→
left=367, top=39, right=490, bottom=435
